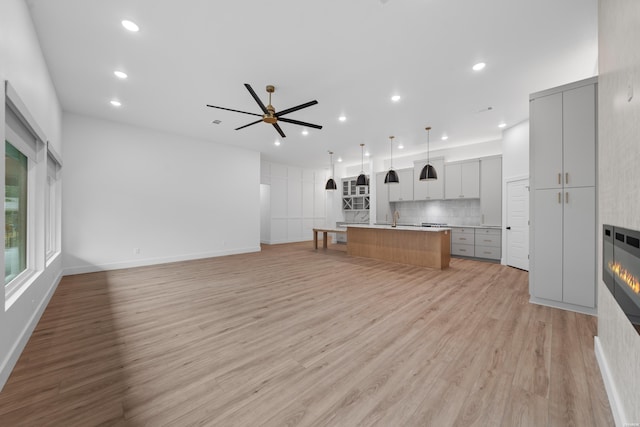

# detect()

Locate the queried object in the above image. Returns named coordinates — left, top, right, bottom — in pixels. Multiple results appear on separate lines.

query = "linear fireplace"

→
left=603, top=225, right=640, bottom=335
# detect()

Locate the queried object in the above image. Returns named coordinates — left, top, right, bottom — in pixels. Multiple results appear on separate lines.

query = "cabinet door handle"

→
left=565, top=172, right=569, bottom=185
left=558, top=173, right=561, bottom=184
left=558, top=192, right=561, bottom=204
left=566, top=192, right=569, bottom=203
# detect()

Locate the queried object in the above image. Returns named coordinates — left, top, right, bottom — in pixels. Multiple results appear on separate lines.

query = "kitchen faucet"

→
left=392, top=210, right=400, bottom=227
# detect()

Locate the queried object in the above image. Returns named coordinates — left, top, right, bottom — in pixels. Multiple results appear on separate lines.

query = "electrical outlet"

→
left=134, top=248, right=140, bottom=255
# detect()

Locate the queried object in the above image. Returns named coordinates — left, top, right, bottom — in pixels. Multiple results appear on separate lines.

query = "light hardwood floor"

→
left=0, top=242, right=613, bottom=426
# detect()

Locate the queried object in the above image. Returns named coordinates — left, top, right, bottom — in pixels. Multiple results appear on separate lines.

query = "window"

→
left=4, top=83, right=46, bottom=302
left=5, top=141, right=28, bottom=283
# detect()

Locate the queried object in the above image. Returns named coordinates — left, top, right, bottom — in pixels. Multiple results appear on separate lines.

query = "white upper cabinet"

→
left=530, top=92, right=563, bottom=190
left=531, top=83, right=596, bottom=190
left=388, top=168, right=414, bottom=202
left=413, top=158, right=444, bottom=200
left=480, top=156, right=502, bottom=226
left=562, top=84, right=596, bottom=188
left=445, top=160, right=480, bottom=199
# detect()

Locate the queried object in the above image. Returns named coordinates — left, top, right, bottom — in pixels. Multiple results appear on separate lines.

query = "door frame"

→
left=502, top=175, right=529, bottom=267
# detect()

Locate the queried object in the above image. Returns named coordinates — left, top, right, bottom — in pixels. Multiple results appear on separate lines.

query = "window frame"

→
left=4, top=82, right=47, bottom=305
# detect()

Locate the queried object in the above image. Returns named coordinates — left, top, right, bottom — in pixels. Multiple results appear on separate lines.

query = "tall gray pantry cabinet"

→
left=529, top=77, right=597, bottom=314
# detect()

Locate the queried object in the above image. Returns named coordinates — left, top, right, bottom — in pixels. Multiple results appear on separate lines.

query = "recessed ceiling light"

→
left=398, top=144, right=404, bottom=149
left=472, top=62, right=486, bottom=71
left=121, top=20, right=139, bottom=32
left=391, top=95, right=401, bottom=102
left=441, top=135, right=449, bottom=141
left=337, top=157, right=343, bottom=162
left=114, top=70, right=128, bottom=79
left=338, top=115, right=346, bottom=122
left=365, top=152, right=370, bottom=157
left=498, top=122, right=507, bottom=128
left=301, top=129, right=309, bottom=136
left=274, top=141, right=281, bottom=146
left=110, top=100, right=122, bottom=107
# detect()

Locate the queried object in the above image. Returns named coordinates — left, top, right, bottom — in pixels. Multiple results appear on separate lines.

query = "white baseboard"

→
left=63, top=246, right=261, bottom=276
left=594, top=336, right=627, bottom=427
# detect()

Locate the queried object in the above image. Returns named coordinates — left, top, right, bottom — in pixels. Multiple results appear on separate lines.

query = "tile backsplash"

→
left=343, top=210, right=370, bottom=223
left=392, top=199, right=481, bottom=225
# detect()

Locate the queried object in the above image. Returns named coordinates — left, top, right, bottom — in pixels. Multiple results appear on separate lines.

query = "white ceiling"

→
left=26, top=0, right=598, bottom=169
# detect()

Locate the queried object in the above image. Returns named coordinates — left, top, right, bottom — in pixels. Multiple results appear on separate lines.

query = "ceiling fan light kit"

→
left=384, top=136, right=400, bottom=184
left=356, top=143, right=368, bottom=187
left=207, top=84, right=322, bottom=138
left=420, top=126, right=438, bottom=181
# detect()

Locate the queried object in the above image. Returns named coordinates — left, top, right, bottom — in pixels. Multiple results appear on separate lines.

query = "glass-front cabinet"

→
left=341, top=177, right=369, bottom=211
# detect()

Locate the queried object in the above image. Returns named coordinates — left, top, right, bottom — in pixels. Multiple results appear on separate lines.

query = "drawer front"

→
left=451, top=227, right=475, bottom=236
left=476, top=228, right=501, bottom=236
left=452, top=233, right=475, bottom=245
left=475, top=233, right=501, bottom=247
left=474, top=245, right=501, bottom=260
left=451, top=243, right=475, bottom=257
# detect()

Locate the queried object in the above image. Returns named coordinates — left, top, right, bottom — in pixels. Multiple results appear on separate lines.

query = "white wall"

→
left=260, top=160, right=328, bottom=244
left=501, top=120, right=529, bottom=181
left=597, top=0, right=640, bottom=424
left=62, top=113, right=260, bottom=274
left=0, top=0, right=64, bottom=389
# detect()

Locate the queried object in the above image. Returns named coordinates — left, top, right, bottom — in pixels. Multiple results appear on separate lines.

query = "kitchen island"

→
left=346, top=224, right=451, bottom=269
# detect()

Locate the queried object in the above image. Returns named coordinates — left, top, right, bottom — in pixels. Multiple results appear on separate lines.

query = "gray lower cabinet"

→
left=474, top=228, right=501, bottom=260
left=451, top=228, right=475, bottom=257
left=451, top=227, right=502, bottom=261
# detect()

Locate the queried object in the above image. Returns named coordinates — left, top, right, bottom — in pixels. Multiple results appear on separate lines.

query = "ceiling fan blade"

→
left=278, top=117, right=323, bottom=130
left=244, top=84, right=269, bottom=115
left=235, top=119, right=263, bottom=131
left=275, top=100, right=318, bottom=117
left=273, top=123, right=286, bottom=138
left=206, top=105, right=262, bottom=117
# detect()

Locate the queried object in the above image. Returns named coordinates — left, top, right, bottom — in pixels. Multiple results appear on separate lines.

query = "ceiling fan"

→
left=206, top=84, right=322, bottom=138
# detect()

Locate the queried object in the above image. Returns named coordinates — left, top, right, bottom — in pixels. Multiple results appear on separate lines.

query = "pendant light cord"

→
left=389, top=136, right=395, bottom=169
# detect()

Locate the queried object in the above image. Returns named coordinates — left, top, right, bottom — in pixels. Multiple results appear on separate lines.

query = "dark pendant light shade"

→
left=325, top=151, right=337, bottom=191
left=356, top=143, right=368, bottom=187
left=384, top=169, right=399, bottom=183
left=419, top=163, right=438, bottom=180
left=419, top=126, right=438, bottom=181
left=385, top=135, right=399, bottom=184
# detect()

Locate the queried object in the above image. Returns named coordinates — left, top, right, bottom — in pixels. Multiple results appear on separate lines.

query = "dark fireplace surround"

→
left=603, top=225, right=640, bottom=335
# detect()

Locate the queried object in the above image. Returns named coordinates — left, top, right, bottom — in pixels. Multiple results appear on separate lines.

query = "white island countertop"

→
left=345, top=224, right=451, bottom=232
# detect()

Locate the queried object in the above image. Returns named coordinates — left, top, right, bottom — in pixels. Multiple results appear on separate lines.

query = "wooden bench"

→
left=312, top=227, right=347, bottom=249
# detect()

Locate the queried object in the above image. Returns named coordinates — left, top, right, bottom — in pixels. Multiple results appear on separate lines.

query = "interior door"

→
left=506, top=178, right=529, bottom=270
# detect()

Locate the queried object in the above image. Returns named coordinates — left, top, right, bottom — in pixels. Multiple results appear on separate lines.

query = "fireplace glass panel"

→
left=604, top=225, right=640, bottom=334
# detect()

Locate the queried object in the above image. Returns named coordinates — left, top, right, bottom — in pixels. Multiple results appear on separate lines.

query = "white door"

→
left=506, top=178, right=530, bottom=270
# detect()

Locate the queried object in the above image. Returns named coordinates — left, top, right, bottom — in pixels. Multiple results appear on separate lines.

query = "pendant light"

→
left=384, top=136, right=399, bottom=184
left=419, top=126, right=438, bottom=181
left=325, top=151, right=338, bottom=190
left=356, top=143, right=368, bottom=187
